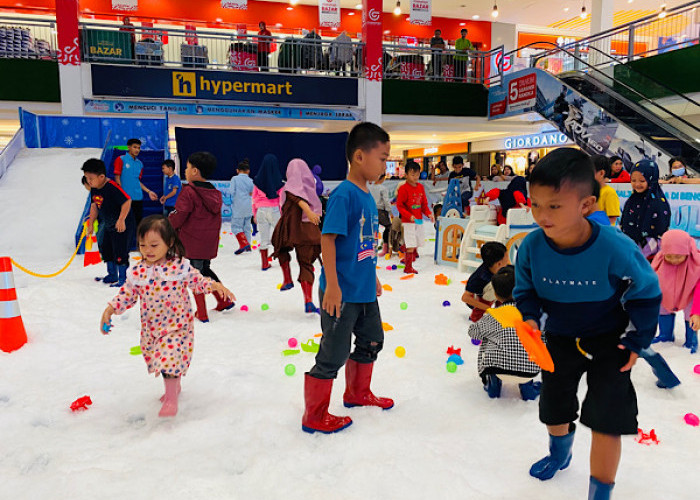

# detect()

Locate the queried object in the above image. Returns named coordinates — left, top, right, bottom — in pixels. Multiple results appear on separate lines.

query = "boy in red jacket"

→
left=169, top=152, right=234, bottom=322
left=396, top=161, right=434, bottom=274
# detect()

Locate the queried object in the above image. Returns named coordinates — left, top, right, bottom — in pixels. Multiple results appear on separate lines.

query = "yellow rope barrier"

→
left=11, top=226, right=88, bottom=278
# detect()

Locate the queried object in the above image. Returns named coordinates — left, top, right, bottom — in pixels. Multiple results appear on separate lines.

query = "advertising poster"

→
left=319, top=0, right=341, bottom=28
left=409, top=0, right=431, bottom=26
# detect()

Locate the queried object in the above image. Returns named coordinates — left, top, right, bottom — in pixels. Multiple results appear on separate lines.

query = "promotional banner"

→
left=91, top=65, right=359, bottom=106
left=84, top=99, right=361, bottom=120
left=319, top=0, right=341, bottom=28
left=362, top=0, right=383, bottom=81
left=112, top=0, right=137, bottom=11
left=55, top=0, right=80, bottom=65
left=222, top=0, right=247, bottom=9
left=488, top=68, right=673, bottom=175
left=409, top=0, right=432, bottom=26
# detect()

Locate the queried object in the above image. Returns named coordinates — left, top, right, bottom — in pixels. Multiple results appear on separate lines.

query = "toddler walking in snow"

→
left=100, top=215, right=235, bottom=417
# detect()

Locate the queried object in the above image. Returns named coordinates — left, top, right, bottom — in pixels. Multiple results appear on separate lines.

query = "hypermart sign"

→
left=90, top=65, right=358, bottom=106
left=503, top=131, right=571, bottom=150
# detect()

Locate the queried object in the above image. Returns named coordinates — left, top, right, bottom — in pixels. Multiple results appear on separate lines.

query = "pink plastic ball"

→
left=240, top=305, right=249, bottom=312
left=684, top=413, right=699, bottom=427
left=288, top=338, right=298, bottom=348
left=694, top=364, right=700, bottom=375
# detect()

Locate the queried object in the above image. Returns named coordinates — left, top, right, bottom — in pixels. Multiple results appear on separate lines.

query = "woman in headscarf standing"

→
left=620, top=159, right=671, bottom=260
left=253, top=154, right=285, bottom=271
left=272, top=159, right=323, bottom=313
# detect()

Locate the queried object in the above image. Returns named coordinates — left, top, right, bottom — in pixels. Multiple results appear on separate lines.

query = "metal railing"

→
left=0, top=15, right=57, bottom=60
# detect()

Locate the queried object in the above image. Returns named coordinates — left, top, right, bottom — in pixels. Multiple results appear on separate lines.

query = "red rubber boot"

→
left=280, top=260, right=294, bottom=291
left=343, top=359, right=394, bottom=409
left=260, top=248, right=271, bottom=271
left=301, top=280, right=319, bottom=314
left=404, top=252, right=418, bottom=274
left=302, top=373, right=352, bottom=434
left=193, top=293, right=209, bottom=323
left=234, top=232, right=251, bottom=255
left=214, top=291, right=235, bottom=311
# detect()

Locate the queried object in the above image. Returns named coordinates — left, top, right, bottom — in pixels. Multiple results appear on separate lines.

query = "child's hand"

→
left=149, top=191, right=158, bottom=201
left=115, top=219, right=126, bottom=233
left=410, top=215, right=415, bottom=222
left=690, top=315, right=700, bottom=331
left=429, top=214, right=435, bottom=223
left=100, top=305, right=114, bottom=335
left=322, top=284, right=342, bottom=317
left=212, top=282, right=236, bottom=302
left=525, top=319, right=539, bottom=331
left=376, top=278, right=382, bottom=297
left=618, top=344, right=639, bottom=372
left=307, top=212, right=321, bottom=225
left=159, top=196, right=166, bottom=205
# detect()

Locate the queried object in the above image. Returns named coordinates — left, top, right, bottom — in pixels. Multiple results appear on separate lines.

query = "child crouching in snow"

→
left=468, top=265, right=541, bottom=400
left=100, top=215, right=235, bottom=418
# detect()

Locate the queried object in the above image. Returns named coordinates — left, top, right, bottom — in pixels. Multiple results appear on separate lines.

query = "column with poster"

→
left=362, top=0, right=383, bottom=124
left=56, top=0, right=83, bottom=115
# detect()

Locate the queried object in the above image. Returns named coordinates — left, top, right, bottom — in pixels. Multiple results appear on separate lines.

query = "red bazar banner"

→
left=409, top=0, right=431, bottom=26
left=507, top=72, right=536, bottom=112
left=362, top=0, right=383, bottom=81
left=56, top=0, right=80, bottom=65
left=319, top=0, right=340, bottom=28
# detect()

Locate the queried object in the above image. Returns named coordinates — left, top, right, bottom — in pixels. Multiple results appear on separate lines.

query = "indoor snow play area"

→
left=1, top=146, right=699, bottom=500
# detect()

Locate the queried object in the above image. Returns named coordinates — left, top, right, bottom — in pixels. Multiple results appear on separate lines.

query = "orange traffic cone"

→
left=83, top=234, right=101, bottom=267
left=0, top=256, right=28, bottom=352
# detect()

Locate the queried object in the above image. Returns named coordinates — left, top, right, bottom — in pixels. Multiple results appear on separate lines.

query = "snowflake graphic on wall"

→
left=135, top=120, right=142, bottom=127
left=102, top=120, right=111, bottom=126
left=65, top=136, right=74, bottom=145
left=62, top=118, right=70, bottom=126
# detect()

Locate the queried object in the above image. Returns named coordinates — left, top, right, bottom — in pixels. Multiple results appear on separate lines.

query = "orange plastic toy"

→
left=487, top=305, right=555, bottom=372
left=434, top=274, right=449, bottom=285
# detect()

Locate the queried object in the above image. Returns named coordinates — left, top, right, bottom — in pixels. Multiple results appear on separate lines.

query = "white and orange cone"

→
left=0, top=256, right=27, bottom=353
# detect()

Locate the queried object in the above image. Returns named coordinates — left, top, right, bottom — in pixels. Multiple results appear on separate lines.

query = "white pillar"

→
left=59, top=65, right=84, bottom=116
left=589, top=0, right=614, bottom=67
left=363, top=79, right=382, bottom=126
left=490, top=22, right=517, bottom=52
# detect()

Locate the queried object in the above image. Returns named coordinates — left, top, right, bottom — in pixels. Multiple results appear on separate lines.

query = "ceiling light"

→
left=492, top=3, right=499, bottom=17
left=628, top=0, right=633, bottom=3
left=460, top=22, right=466, bottom=25
left=275, top=23, right=283, bottom=27
left=564, top=7, right=569, bottom=11
left=355, top=3, right=362, bottom=9
left=286, top=6, right=293, bottom=10
left=472, top=15, right=479, bottom=19
left=659, top=4, right=667, bottom=18
left=384, top=29, right=391, bottom=34
left=348, top=11, right=355, bottom=15
left=394, top=1, right=401, bottom=15
left=290, top=0, right=298, bottom=4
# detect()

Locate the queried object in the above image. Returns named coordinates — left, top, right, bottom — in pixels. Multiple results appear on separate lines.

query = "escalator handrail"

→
left=501, top=42, right=700, bottom=141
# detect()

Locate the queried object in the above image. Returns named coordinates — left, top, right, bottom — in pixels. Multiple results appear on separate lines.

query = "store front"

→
left=405, top=142, right=469, bottom=177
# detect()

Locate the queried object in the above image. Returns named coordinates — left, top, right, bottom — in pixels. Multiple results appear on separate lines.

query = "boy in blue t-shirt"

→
left=514, top=148, right=661, bottom=500
left=159, top=159, right=181, bottom=216
left=302, top=122, right=393, bottom=435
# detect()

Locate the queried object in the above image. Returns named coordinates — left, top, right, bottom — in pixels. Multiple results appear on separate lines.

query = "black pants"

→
left=432, top=53, right=442, bottom=78
left=309, top=289, right=384, bottom=379
left=257, top=51, right=269, bottom=71
left=131, top=200, right=144, bottom=228
left=190, top=259, right=220, bottom=283
left=455, top=59, right=467, bottom=81
left=378, top=209, right=391, bottom=244
left=102, top=227, right=131, bottom=266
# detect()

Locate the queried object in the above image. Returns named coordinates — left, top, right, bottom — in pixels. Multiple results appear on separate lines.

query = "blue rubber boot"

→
left=519, top=380, right=542, bottom=401
left=530, top=424, right=575, bottom=481
left=99, top=261, right=118, bottom=284
left=588, top=476, right=614, bottom=500
left=483, top=374, right=502, bottom=398
left=683, top=322, right=698, bottom=354
left=639, top=348, right=681, bottom=389
left=110, top=264, right=128, bottom=288
left=653, top=314, right=675, bottom=343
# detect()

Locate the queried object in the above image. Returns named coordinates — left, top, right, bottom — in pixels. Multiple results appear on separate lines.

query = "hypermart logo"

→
left=173, top=72, right=196, bottom=97
left=171, top=70, right=293, bottom=98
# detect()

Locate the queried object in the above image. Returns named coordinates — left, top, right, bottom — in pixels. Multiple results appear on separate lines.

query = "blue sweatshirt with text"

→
left=514, top=223, right=661, bottom=352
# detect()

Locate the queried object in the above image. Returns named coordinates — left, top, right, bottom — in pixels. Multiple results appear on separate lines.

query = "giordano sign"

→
left=503, top=131, right=571, bottom=150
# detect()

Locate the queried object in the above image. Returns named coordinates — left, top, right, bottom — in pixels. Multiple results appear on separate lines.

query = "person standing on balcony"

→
left=119, top=17, right=136, bottom=58
left=257, top=21, right=273, bottom=72
left=430, top=29, right=445, bottom=79
left=455, top=28, right=474, bottom=82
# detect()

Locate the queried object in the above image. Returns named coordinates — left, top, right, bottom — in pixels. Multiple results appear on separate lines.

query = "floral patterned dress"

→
left=109, top=258, right=213, bottom=377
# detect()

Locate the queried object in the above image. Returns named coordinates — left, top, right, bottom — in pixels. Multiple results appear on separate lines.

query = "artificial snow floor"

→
left=1, top=151, right=699, bottom=499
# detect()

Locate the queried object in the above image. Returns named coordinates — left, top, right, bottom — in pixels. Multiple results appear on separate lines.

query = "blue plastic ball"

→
left=392, top=265, right=397, bottom=270
left=442, top=300, right=451, bottom=307
left=471, top=338, right=482, bottom=346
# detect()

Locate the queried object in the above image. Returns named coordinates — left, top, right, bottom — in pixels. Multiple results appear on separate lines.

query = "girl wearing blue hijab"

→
left=252, top=154, right=285, bottom=270
left=621, top=159, right=671, bottom=259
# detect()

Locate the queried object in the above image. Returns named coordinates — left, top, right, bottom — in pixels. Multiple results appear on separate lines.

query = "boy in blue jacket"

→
left=230, top=159, right=254, bottom=255
left=514, top=148, right=661, bottom=500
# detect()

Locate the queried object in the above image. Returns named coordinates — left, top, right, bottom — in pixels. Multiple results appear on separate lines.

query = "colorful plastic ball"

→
left=442, top=300, right=451, bottom=307
left=261, top=303, right=270, bottom=311
left=694, top=364, right=700, bottom=375
left=395, top=346, right=406, bottom=358
left=446, top=361, right=458, bottom=373
left=684, top=413, right=699, bottom=426
left=385, top=254, right=391, bottom=260
left=447, top=354, right=464, bottom=365
left=288, top=338, right=298, bottom=348
left=392, top=265, right=398, bottom=270
left=240, top=305, right=249, bottom=312
left=277, top=283, right=282, bottom=290
left=386, top=266, right=393, bottom=270
left=400, top=302, right=408, bottom=310
left=284, top=364, right=296, bottom=376
left=471, top=338, right=482, bottom=346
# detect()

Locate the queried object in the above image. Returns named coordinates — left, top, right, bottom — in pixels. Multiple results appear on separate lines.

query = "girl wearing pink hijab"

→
left=651, top=229, right=700, bottom=353
left=271, top=159, right=323, bottom=313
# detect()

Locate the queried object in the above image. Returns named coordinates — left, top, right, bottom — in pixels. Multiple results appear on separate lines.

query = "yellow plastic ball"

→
left=395, top=346, right=406, bottom=358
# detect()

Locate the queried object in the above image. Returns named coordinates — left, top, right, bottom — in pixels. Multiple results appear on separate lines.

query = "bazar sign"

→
left=90, top=65, right=358, bottom=106
left=503, top=131, right=571, bottom=150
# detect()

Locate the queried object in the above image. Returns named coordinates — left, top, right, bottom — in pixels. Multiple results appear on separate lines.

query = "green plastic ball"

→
left=261, top=303, right=270, bottom=311
left=446, top=361, right=458, bottom=373
left=400, top=302, right=408, bottom=310
left=284, top=364, right=296, bottom=376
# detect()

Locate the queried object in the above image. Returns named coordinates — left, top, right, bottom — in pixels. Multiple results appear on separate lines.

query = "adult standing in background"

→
left=257, top=21, right=273, bottom=71
left=455, top=28, right=474, bottom=82
left=114, top=138, right=157, bottom=228
left=430, top=29, right=445, bottom=79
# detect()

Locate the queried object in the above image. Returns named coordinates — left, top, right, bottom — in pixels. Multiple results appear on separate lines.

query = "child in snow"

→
left=100, top=215, right=235, bottom=418
left=396, top=161, right=434, bottom=274
left=462, top=242, right=509, bottom=323
left=230, top=159, right=254, bottom=255
left=271, top=159, right=322, bottom=313
left=468, top=265, right=541, bottom=400
left=160, top=159, right=181, bottom=216
left=252, top=154, right=284, bottom=271
left=369, top=173, right=392, bottom=257
left=621, top=159, right=671, bottom=259
left=169, top=152, right=233, bottom=322
left=82, top=159, right=135, bottom=288
left=486, top=176, right=528, bottom=225
left=514, top=148, right=661, bottom=499
left=651, top=229, right=700, bottom=353
left=82, top=175, right=107, bottom=281
left=303, top=122, right=393, bottom=434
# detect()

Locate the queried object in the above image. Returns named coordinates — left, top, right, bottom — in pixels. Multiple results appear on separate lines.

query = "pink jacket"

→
left=693, top=283, right=700, bottom=316
left=252, top=186, right=282, bottom=217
